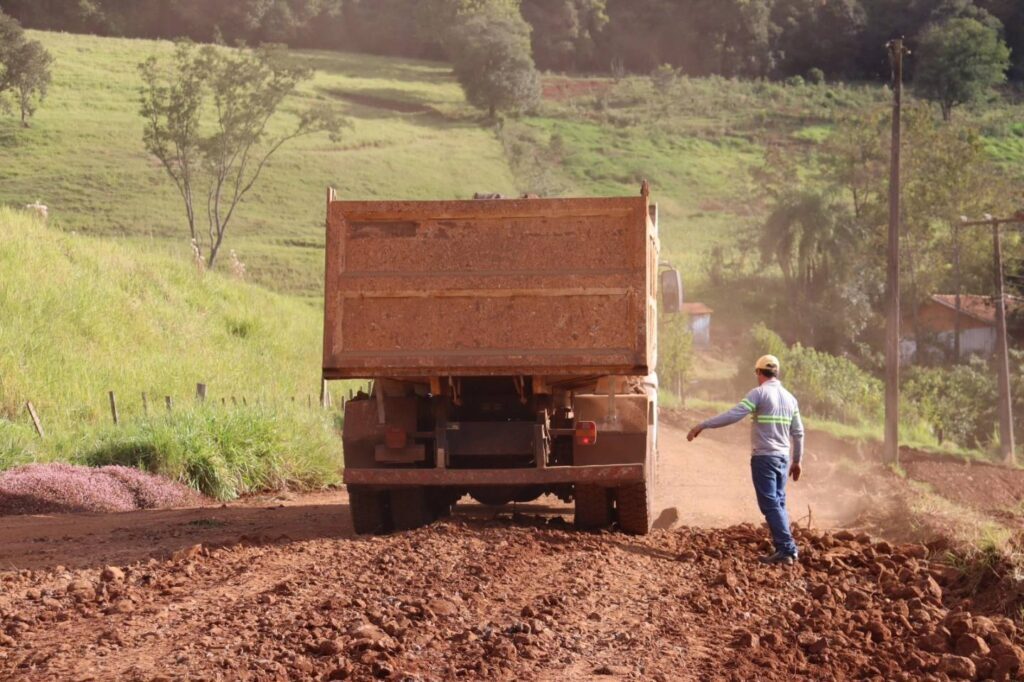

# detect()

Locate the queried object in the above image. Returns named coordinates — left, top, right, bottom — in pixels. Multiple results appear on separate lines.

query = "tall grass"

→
left=0, top=207, right=344, bottom=424
left=0, top=208, right=349, bottom=496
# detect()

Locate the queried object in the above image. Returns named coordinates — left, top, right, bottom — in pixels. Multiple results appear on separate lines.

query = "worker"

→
left=686, top=355, right=804, bottom=565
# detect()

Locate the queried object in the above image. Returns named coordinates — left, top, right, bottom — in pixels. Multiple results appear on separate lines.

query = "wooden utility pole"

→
left=960, top=213, right=1023, bottom=465
left=884, top=39, right=906, bottom=466
left=953, top=222, right=962, bottom=363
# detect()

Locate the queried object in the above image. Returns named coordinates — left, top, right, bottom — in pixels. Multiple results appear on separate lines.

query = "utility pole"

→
left=953, top=222, right=962, bottom=363
left=884, top=39, right=906, bottom=466
left=960, top=213, right=1024, bottom=466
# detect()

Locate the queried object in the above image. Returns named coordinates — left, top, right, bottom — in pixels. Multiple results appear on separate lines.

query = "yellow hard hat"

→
left=755, top=354, right=780, bottom=373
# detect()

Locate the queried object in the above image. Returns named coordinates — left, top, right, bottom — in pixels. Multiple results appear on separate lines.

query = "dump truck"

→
left=322, top=183, right=681, bottom=535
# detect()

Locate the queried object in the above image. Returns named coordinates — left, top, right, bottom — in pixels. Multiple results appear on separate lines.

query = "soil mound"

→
left=0, top=463, right=203, bottom=515
left=3, top=517, right=1022, bottom=680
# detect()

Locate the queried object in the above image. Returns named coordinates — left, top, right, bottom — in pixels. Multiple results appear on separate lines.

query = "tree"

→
left=139, top=42, right=345, bottom=269
left=914, top=17, right=1010, bottom=120
left=448, top=6, right=541, bottom=118
left=520, top=0, right=608, bottom=71
left=3, top=40, right=53, bottom=126
left=0, top=10, right=53, bottom=127
left=658, top=311, right=693, bottom=399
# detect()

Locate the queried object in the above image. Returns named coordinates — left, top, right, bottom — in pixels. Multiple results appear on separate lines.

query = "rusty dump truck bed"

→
left=322, top=191, right=656, bottom=379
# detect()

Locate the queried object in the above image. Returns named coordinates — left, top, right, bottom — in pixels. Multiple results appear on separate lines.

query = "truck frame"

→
left=322, top=184, right=677, bottom=534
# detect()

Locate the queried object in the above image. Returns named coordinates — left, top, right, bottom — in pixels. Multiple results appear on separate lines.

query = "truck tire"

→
left=348, top=486, right=389, bottom=535
left=615, top=482, right=652, bottom=535
left=390, top=487, right=434, bottom=531
left=574, top=485, right=613, bottom=530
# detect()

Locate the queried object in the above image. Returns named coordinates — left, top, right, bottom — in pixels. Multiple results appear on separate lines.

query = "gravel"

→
left=0, top=463, right=203, bottom=515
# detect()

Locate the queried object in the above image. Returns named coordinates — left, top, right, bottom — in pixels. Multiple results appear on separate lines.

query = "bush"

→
left=74, top=405, right=341, bottom=500
left=650, top=64, right=678, bottom=93
left=807, top=68, right=825, bottom=85
left=904, top=360, right=996, bottom=449
left=658, top=311, right=694, bottom=397
left=738, top=324, right=882, bottom=424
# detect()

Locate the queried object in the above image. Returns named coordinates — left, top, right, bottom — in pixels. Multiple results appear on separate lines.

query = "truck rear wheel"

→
left=348, top=486, right=390, bottom=535
left=390, top=488, right=434, bottom=531
left=615, top=482, right=652, bottom=535
left=574, top=485, right=613, bottom=530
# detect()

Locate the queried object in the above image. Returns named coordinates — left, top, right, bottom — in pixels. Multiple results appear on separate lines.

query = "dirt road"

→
left=2, top=420, right=1021, bottom=680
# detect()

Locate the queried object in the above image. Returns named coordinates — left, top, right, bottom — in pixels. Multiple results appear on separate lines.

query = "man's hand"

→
left=687, top=425, right=703, bottom=442
left=789, top=462, right=802, bottom=482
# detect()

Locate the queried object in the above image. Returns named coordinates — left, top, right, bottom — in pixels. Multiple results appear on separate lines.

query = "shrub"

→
left=807, top=68, right=825, bottom=85
left=904, top=360, right=996, bottom=449
left=76, top=405, right=341, bottom=500
left=658, top=311, right=694, bottom=397
left=650, top=64, right=678, bottom=93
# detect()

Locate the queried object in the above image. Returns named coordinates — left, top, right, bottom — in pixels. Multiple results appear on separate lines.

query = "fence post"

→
left=141, top=392, right=149, bottom=416
left=25, top=401, right=44, bottom=438
left=108, top=391, right=120, bottom=425
left=165, top=395, right=173, bottom=413
left=196, top=383, right=207, bottom=403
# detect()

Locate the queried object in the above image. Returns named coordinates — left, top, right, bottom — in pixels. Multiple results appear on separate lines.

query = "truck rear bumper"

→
left=343, top=464, right=644, bottom=487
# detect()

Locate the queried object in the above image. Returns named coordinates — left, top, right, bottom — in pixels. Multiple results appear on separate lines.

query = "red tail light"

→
left=575, top=421, right=597, bottom=446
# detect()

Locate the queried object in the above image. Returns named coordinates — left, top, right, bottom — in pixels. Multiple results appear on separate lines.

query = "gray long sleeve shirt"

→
left=700, top=379, right=805, bottom=463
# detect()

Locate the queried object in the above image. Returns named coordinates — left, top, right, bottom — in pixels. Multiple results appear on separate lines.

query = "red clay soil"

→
left=541, top=77, right=612, bottom=102
left=2, top=516, right=1022, bottom=681
left=3, top=420, right=1024, bottom=679
left=902, top=451, right=1024, bottom=515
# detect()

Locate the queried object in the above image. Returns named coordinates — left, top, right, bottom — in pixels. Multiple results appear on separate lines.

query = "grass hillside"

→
left=5, top=31, right=1021, bottom=305
left=0, top=207, right=348, bottom=496
left=0, top=31, right=518, bottom=296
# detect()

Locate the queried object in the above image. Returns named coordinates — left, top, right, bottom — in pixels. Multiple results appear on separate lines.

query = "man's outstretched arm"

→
left=687, top=393, right=756, bottom=441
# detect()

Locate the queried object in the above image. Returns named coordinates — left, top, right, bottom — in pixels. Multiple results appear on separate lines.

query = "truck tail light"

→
left=575, top=421, right=597, bottom=446
left=384, top=426, right=407, bottom=449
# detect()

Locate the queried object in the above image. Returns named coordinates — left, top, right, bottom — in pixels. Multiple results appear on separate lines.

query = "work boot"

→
left=758, top=551, right=796, bottom=566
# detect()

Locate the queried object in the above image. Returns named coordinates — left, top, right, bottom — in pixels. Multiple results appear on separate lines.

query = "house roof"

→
left=927, top=294, right=1024, bottom=326
left=681, top=302, right=713, bottom=315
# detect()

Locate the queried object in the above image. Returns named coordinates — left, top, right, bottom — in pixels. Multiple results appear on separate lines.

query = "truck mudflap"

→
left=343, top=463, right=644, bottom=487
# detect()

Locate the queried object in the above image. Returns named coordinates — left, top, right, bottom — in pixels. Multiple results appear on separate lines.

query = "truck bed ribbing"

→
left=322, top=194, right=656, bottom=379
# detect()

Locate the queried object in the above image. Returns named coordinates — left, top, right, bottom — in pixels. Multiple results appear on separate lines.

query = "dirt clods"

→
left=2, top=518, right=1024, bottom=680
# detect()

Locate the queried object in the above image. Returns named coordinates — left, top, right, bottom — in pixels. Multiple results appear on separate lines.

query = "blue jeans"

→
left=750, top=455, right=798, bottom=557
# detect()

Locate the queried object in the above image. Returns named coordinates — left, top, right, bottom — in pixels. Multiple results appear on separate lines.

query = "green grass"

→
left=1, top=404, right=340, bottom=500
left=0, top=206, right=355, bottom=495
left=0, top=32, right=518, bottom=297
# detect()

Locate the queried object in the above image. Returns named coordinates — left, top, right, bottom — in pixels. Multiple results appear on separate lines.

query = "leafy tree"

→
left=520, top=0, right=608, bottom=71
left=771, top=0, right=866, bottom=79
left=904, top=360, right=996, bottom=447
left=658, top=311, right=693, bottom=398
left=758, top=190, right=872, bottom=349
left=914, top=17, right=1010, bottom=120
left=0, top=9, right=53, bottom=127
left=139, top=42, right=345, bottom=269
left=448, top=6, right=541, bottom=118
